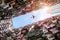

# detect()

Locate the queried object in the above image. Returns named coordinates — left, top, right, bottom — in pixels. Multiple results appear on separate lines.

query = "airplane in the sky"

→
left=31, top=15, right=35, bottom=19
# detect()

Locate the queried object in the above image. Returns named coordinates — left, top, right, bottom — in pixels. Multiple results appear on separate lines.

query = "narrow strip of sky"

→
left=12, top=3, right=60, bottom=28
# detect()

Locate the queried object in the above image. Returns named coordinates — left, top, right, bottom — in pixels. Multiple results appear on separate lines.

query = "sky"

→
left=12, top=3, right=60, bottom=28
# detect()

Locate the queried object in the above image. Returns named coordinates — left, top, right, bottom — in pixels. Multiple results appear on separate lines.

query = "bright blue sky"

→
left=12, top=3, right=60, bottom=28
left=12, top=9, right=42, bottom=28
